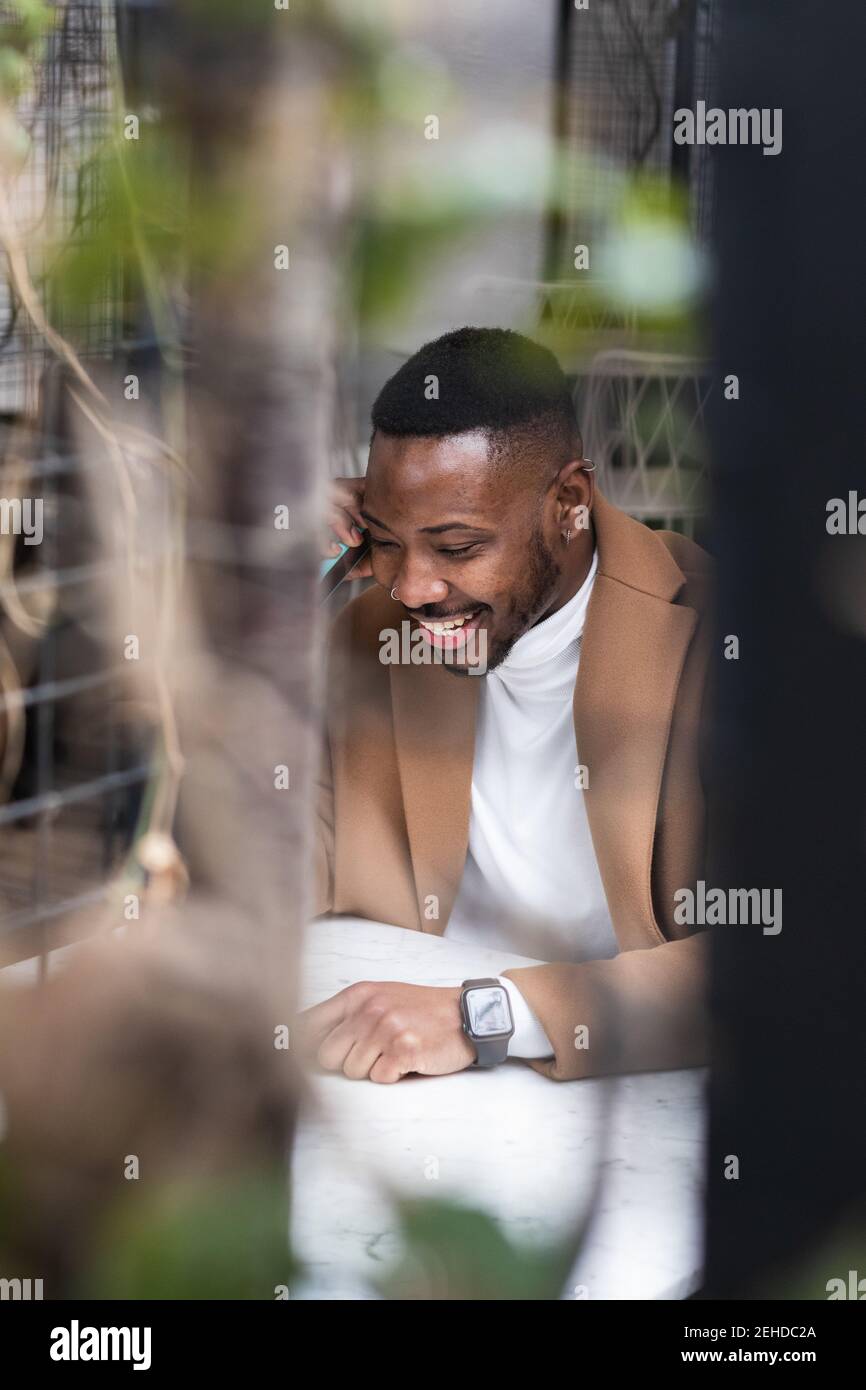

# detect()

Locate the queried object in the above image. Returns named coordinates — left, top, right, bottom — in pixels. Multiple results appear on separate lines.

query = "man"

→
left=302, top=327, right=712, bottom=1083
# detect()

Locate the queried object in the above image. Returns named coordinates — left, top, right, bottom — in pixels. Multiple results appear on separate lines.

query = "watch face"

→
left=465, top=986, right=511, bottom=1037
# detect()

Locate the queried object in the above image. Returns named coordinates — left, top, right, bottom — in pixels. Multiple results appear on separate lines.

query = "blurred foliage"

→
left=375, top=1195, right=579, bottom=1301
left=597, top=176, right=706, bottom=334
left=48, top=126, right=190, bottom=340
left=0, top=0, right=54, bottom=57
left=80, top=1168, right=300, bottom=1300
left=757, top=1205, right=866, bottom=1301
left=0, top=0, right=55, bottom=166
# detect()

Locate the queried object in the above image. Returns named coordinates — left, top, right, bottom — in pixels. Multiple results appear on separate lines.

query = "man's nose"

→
left=392, top=554, right=448, bottom=609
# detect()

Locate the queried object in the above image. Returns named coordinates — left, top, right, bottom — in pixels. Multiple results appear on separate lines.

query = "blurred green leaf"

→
left=375, top=1195, right=576, bottom=1301
left=81, top=1168, right=300, bottom=1300
left=0, top=0, right=55, bottom=50
left=758, top=1206, right=866, bottom=1301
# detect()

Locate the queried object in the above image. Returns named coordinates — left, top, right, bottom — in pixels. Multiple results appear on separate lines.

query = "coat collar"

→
left=389, top=491, right=698, bottom=942
left=592, top=489, right=687, bottom=602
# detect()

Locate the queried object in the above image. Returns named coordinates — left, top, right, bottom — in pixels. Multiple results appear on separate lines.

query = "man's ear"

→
left=554, top=458, right=594, bottom=530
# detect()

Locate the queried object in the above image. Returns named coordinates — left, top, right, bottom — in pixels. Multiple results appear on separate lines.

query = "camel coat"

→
left=313, top=491, right=714, bottom=1082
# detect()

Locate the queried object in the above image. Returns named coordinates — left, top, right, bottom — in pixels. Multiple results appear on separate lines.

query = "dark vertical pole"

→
left=703, top=0, right=866, bottom=1295
left=669, top=0, right=697, bottom=186
left=542, top=0, right=574, bottom=283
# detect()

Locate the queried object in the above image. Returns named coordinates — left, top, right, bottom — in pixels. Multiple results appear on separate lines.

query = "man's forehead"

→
left=366, top=430, right=506, bottom=518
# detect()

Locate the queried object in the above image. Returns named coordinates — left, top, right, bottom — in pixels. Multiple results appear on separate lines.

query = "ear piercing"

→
left=562, top=460, right=595, bottom=541
left=391, top=587, right=399, bottom=601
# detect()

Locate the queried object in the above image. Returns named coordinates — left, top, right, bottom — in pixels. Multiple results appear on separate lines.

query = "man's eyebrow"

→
left=419, top=521, right=493, bottom=535
left=359, top=510, right=393, bottom=532
left=360, top=511, right=492, bottom=537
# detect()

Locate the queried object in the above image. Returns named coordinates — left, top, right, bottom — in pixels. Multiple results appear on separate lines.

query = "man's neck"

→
left=537, top=526, right=596, bottom=624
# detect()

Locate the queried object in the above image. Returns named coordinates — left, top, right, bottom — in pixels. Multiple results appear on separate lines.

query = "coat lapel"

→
left=389, top=655, right=478, bottom=933
left=576, top=495, right=699, bottom=950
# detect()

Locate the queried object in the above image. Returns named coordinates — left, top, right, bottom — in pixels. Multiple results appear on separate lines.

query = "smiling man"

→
left=303, top=327, right=713, bottom=1083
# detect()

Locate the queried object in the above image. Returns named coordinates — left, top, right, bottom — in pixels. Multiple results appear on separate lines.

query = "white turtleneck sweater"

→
left=444, top=548, right=618, bottom=1058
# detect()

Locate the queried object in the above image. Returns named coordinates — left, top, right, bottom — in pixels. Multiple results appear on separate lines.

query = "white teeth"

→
left=421, top=615, right=468, bottom=633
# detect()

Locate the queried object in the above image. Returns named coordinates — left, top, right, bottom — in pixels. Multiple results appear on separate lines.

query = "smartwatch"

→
left=459, top=977, right=514, bottom=1067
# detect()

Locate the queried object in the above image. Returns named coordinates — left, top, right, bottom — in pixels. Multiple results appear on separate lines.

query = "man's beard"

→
left=490, top=525, right=562, bottom=669
left=446, top=524, right=562, bottom=677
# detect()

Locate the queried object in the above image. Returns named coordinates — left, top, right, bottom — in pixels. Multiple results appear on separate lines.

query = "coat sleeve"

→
left=312, top=731, right=335, bottom=918
left=500, top=929, right=708, bottom=1082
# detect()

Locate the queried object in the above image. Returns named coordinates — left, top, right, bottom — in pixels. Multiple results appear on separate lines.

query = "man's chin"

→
left=439, top=635, right=512, bottom=677
left=441, top=661, right=484, bottom=679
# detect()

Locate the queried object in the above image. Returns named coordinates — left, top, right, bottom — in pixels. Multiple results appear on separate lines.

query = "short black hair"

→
left=370, top=327, right=579, bottom=474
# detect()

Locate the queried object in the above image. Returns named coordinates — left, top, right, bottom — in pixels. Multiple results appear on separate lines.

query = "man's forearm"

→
left=501, top=931, right=709, bottom=1082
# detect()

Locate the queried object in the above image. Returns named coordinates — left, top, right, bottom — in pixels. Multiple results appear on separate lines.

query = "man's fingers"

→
left=324, top=477, right=368, bottom=561
left=330, top=477, right=366, bottom=528
left=295, top=988, right=351, bottom=1052
left=314, top=1019, right=361, bottom=1073
left=326, top=506, right=363, bottom=548
left=314, top=1015, right=382, bottom=1077
left=341, top=500, right=366, bottom=532
left=368, top=1054, right=404, bottom=1084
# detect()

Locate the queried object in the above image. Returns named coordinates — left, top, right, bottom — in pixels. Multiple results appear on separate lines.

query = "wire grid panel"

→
left=568, top=0, right=677, bottom=171
left=0, top=430, right=152, bottom=963
left=690, top=0, right=721, bottom=243
left=558, top=0, right=720, bottom=270
left=578, top=349, right=712, bottom=531
left=0, top=4, right=127, bottom=962
left=0, top=1, right=120, bottom=414
left=560, top=0, right=677, bottom=263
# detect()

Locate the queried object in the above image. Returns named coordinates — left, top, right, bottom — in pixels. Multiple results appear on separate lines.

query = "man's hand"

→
left=296, top=981, right=477, bottom=1082
left=325, top=475, right=372, bottom=580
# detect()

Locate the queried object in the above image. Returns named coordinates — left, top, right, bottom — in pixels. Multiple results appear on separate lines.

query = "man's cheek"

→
left=471, top=571, right=508, bottom=620
left=370, top=554, right=393, bottom=588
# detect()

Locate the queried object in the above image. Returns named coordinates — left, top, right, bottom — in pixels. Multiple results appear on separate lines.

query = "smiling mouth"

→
left=411, top=607, right=485, bottom=648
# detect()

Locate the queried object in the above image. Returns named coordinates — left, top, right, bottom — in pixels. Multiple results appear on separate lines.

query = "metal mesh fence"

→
left=0, top=2, right=119, bottom=411
left=0, top=2, right=130, bottom=965
left=553, top=0, right=720, bottom=533
left=558, top=0, right=720, bottom=260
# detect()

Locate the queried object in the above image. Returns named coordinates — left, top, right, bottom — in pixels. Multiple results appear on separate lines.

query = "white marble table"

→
left=291, top=917, right=707, bottom=1300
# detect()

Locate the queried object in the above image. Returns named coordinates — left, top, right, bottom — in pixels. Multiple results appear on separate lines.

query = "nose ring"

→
left=390, top=587, right=399, bottom=601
